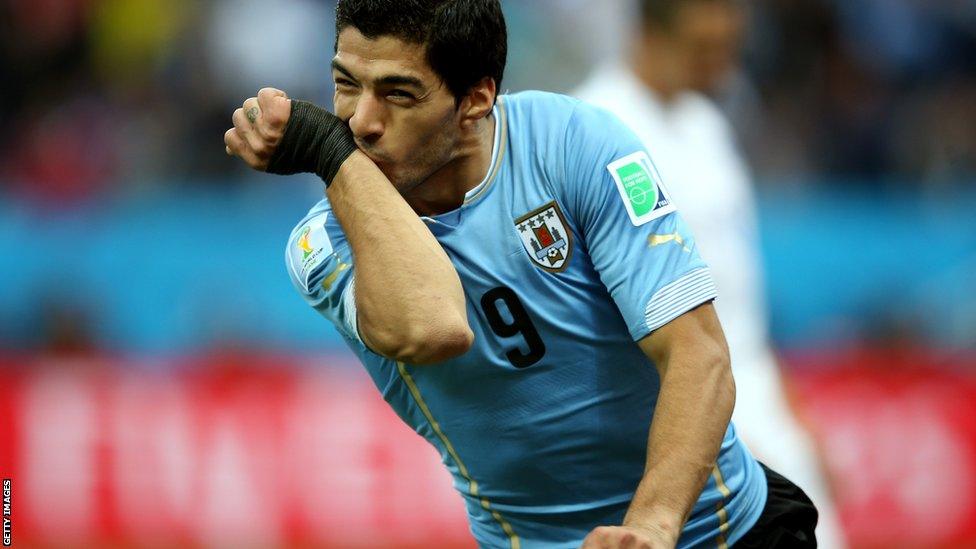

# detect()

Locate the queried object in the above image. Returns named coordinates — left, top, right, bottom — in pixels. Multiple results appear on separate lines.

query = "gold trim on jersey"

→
left=464, top=98, right=509, bottom=205
left=321, top=257, right=351, bottom=292
left=395, top=361, right=521, bottom=549
left=712, top=464, right=732, bottom=549
left=648, top=232, right=692, bottom=253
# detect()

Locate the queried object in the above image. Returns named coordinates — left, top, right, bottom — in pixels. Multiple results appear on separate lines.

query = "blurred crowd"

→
left=734, top=0, right=976, bottom=186
left=1, top=0, right=974, bottom=356
left=0, top=0, right=336, bottom=206
left=1, top=0, right=974, bottom=208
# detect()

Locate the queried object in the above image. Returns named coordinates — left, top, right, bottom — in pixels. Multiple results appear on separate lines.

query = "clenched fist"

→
left=224, top=87, right=292, bottom=171
left=580, top=525, right=676, bottom=549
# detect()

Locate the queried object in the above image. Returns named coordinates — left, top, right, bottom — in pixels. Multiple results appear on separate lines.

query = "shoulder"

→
left=502, top=90, right=634, bottom=152
left=501, top=90, right=579, bottom=116
left=500, top=90, right=580, bottom=140
left=287, top=197, right=338, bottom=251
left=285, top=197, right=345, bottom=294
left=503, top=89, right=624, bottom=126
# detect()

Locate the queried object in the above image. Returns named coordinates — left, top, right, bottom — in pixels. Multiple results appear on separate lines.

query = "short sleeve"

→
left=285, top=203, right=360, bottom=342
left=562, top=101, right=718, bottom=341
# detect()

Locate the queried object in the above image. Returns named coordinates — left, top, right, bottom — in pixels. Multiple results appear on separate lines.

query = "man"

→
left=574, top=1, right=845, bottom=547
left=224, top=1, right=816, bottom=547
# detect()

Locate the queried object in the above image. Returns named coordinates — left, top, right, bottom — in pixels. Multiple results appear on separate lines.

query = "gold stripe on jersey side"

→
left=320, top=258, right=351, bottom=291
left=464, top=99, right=509, bottom=205
left=712, top=465, right=732, bottom=549
left=396, top=361, right=521, bottom=549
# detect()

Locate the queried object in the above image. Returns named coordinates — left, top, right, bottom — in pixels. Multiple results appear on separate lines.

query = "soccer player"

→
left=224, top=1, right=817, bottom=547
left=574, top=1, right=845, bottom=547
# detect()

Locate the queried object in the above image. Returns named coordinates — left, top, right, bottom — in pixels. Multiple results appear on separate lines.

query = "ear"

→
left=458, top=77, right=497, bottom=126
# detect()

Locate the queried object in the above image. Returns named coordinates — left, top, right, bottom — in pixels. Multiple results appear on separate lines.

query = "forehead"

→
left=335, top=27, right=438, bottom=82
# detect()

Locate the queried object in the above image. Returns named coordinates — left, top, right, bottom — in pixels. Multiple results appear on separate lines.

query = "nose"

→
left=348, top=94, right=385, bottom=143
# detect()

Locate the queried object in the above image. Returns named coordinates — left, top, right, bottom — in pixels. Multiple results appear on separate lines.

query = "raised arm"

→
left=327, top=151, right=473, bottom=363
left=224, top=88, right=472, bottom=364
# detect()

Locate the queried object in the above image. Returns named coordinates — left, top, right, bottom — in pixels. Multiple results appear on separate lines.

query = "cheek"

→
left=385, top=108, right=458, bottom=168
left=404, top=125, right=451, bottom=166
left=333, top=93, right=355, bottom=121
left=389, top=116, right=436, bottom=153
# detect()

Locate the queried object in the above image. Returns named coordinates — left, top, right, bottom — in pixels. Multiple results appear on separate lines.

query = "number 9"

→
left=480, top=286, right=546, bottom=369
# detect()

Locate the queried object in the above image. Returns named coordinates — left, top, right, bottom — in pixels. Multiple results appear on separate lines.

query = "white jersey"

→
left=575, top=64, right=847, bottom=549
left=575, top=65, right=766, bottom=360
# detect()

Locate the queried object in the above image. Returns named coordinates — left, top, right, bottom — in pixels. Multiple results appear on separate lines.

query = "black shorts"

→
left=735, top=463, right=819, bottom=548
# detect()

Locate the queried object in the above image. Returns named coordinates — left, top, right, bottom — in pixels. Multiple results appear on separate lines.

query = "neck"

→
left=630, top=37, right=681, bottom=103
left=403, top=111, right=496, bottom=216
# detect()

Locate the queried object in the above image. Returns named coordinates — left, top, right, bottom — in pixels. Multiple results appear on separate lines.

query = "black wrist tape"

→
left=266, top=100, right=358, bottom=187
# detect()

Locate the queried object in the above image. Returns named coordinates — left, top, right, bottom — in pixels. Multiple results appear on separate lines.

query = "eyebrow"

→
left=331, top=59, right=425, bottom=90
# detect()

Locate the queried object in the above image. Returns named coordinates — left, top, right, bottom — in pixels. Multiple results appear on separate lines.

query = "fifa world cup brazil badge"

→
left=515, top=201, right=572, bottom=272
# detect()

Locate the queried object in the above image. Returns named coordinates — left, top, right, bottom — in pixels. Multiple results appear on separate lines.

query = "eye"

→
left=335, top=78, right=357, bottom=89
left=387, top=90, right=416, bottom=102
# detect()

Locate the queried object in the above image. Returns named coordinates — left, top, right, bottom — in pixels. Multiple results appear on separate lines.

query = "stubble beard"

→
left=394, top=133, right=460, bottom=197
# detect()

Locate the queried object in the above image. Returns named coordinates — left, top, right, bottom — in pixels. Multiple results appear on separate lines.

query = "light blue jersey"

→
left=286, top=92, right=766, bottom=548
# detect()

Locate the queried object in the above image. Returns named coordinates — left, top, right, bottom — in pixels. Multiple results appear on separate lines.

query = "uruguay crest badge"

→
left=515, top=201, right=572, bottom=272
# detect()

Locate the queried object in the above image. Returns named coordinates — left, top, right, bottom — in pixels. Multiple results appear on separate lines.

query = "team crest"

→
left=515, top=201, right=572, bottom=272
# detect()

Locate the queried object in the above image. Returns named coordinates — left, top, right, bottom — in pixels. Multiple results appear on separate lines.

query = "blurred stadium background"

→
left=1, top=0, right=975, bottom=547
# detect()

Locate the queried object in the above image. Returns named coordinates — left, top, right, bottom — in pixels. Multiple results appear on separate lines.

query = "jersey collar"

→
left=421, top=98, right=507, bottom=231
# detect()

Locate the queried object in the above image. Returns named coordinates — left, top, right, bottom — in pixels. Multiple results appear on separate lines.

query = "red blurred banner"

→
left=1, top=350, right=975, bottom=548
left=0, top=354, right=474, bottom=549
left=788, top=349, right=976, bottom=549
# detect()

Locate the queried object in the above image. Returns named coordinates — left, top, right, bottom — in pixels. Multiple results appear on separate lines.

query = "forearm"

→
left=328, top=152, right=472, bottom=363
left=625, top=343, right=735, bottom=539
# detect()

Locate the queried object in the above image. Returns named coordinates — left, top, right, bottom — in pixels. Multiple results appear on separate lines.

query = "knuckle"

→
left=268, top=113, right=284, bottom=127
left=257, top=89, right=275, bottom=108
left=266, top=116, right=285, bottom=130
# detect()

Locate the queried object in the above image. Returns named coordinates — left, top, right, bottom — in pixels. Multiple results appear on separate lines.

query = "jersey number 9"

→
left=480, top=287, right=546, bottom=369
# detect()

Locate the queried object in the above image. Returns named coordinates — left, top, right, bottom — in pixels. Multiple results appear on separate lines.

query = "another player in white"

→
left=575, top=1, right=846, bottom=547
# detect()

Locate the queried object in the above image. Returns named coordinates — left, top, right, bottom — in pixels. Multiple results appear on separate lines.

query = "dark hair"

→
left=639, top=0, right=732, bottom=30
left=336, top=0, right=507, bottom=104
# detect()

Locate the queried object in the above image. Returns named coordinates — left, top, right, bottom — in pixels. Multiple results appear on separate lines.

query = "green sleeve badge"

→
left=607, top=151, right=676, bottom=226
